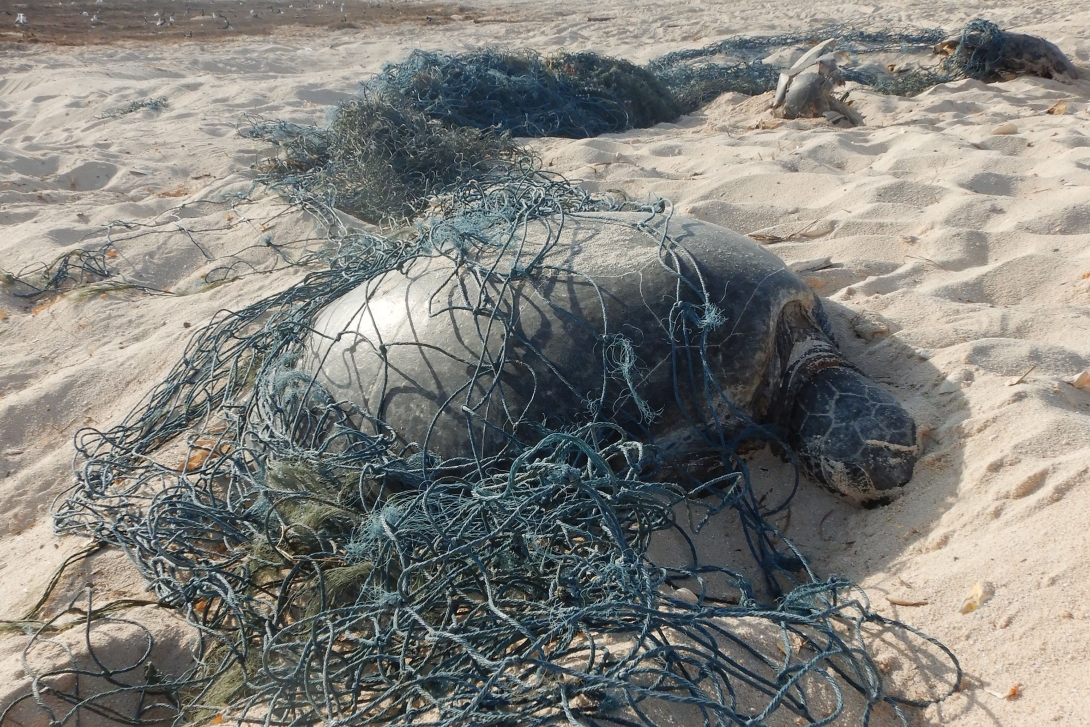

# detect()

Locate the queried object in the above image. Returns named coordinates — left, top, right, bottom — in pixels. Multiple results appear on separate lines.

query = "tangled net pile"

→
left=99, top=96, right=169, bottom=119
left=241, top=101, right=523, bottom=225
left=241, top=19, right=1043, bottom=226
left=24, top=165, right=962, bottom=727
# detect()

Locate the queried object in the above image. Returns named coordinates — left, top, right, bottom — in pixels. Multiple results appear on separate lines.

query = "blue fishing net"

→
left=100, top=96, right=169, bottom=119
left=368, top=49, right=682, bottom=138
left=238, top=101, right=522, bottom=225
left=7, top=165, right=961, bottom=727
left=648, top=24, right=948, bottom=108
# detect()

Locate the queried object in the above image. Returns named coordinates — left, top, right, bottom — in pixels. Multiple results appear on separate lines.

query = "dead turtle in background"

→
left=304, top=212, right=917, bottom=503
left=772, top=39, right=864, bottom=126
left=935, top=21, right=1079, bottom=82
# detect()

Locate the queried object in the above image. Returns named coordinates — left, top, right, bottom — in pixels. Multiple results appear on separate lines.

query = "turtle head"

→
left=788, top=366, right=918, bottom=504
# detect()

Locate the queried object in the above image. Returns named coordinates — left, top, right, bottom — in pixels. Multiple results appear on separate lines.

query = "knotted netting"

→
left=26, top=164, right=961, bottom=727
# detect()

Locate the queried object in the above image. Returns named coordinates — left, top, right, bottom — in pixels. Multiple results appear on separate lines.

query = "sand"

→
left=1, top=0, right=482, bottom=45
left=1, top=0, right=1089, bottom=723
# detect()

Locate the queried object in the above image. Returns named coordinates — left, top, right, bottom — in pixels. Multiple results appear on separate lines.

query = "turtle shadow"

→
left=811, top=298, right=969, bottom=581
left=646, top=297, right=974, bottom=726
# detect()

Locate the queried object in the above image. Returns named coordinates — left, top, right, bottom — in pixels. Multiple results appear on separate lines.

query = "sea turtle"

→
left=935, top=25, right=1079, bottom=82
left=771, top=40, right=863, bottom=126
left=304, top=212, right=917, bottom=503
left=776, top=71, right=863, bottom=126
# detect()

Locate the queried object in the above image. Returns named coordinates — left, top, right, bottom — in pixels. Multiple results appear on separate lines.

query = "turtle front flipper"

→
left=788, top=365, right=918, bottom=504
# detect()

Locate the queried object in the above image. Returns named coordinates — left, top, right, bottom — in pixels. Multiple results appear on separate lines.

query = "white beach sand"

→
left=2, top=0, right=1089, bottom=723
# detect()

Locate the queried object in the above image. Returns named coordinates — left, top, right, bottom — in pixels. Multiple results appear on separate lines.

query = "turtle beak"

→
left=855, top=428, right=917, bottom=497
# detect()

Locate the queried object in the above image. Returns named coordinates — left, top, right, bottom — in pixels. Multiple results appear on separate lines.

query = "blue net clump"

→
left=367, top=48, right=683, bottom=138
